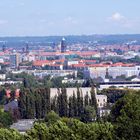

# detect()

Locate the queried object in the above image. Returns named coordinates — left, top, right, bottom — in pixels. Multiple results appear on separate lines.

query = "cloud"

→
left=107, top=12, right=135, bottom=28
left=64, top=16, right=78, bottom=25
left=109, top=12, right=125, bottom=22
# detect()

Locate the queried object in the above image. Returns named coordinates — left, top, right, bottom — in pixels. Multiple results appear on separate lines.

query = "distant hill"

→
left=0, top=34, right=140, bottom=48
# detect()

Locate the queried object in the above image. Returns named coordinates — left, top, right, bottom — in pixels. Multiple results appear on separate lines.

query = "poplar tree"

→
left=45, top=88, right=51, bottom=114
left=84, top=93, right=89, bottom=107
left=77, top=88, right=84, bottom=117
left=90, top=86, right=98, bottom=116
left=68, top=96, right=74, bottom=117
left=72, top=92, right=77, bottom=117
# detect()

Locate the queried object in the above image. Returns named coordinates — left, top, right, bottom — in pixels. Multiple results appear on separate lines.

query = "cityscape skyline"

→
left=0, top=0, right=140, bottom=36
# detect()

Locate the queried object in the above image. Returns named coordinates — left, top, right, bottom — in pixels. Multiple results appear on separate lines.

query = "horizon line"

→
left=0, top=33, right=140, bottom=38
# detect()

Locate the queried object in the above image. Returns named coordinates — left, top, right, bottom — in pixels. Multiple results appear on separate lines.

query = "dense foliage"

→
left=101, top=88, right=127, bottom=103
left=0, top=128, right=24, bottom=140
left=25, top=118, right=114, bottom=140
left=18, top=87, right=97, bottom=122
left=0, top=91, right=139, bottom=140
left=110, top=92, right=140, bottom=140
left=0, top=110, right=14, bottom=127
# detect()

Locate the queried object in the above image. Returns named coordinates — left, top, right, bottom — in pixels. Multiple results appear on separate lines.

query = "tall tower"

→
left=61, top=37, right=66, bottom=53
left=2, top=42, right=6, bottom=52
left=10, top=53, right=20, bottom=68
left=26, top=43, right=29, bottom=53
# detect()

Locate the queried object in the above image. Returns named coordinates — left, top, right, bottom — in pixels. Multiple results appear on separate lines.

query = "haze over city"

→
left=0, top=0, right=140, bottom=36
left=0, top=1, right=140, bottom=139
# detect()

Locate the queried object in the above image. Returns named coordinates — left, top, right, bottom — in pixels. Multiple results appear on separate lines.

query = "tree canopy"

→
left=110, top=92, right=140, bottom=140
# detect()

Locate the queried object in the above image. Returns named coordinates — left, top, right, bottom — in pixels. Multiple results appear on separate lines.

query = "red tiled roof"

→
left=80, top=60, right=96, bottom=63
left=76, top=51, right=99, bottom=56
left=89, top=64, right=110, bottom=67
left=72, top=64, right=88, bottom=68
left=33, top=60, right=50, bottom=66
left=4, top=62, right=10, bottom=65
left=111, top=62, right=135, bottom=67
left=52, top=59, right=65, bottom=63
left=49, top=64, right=62, bottom=67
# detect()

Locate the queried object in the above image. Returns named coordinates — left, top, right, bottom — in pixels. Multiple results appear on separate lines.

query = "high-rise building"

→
left=25, top=43, right=29, bottom=53
left=2, top=43, right=6, bottom=52
left=61, top=38, right=66, bottom=53
left=10, top=53, right=20, bottom=68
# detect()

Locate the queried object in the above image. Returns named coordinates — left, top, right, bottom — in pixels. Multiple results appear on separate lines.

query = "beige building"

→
left=96, top=95, right=107, bottom=108
left=50, top=87, right=107, bottom=109
left=50, top=87, right=91, bottom=98
left=85, top=67, right=108, bottom=79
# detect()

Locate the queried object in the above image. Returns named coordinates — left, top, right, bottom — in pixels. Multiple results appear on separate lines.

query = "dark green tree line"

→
left=18, top=87, right=97, bottom=121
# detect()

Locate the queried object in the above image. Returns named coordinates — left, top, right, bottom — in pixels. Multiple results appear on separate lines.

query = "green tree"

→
left=88, top=122, right=114, bottom=140
left=18, top=89, right=26, bottom=118
left=77, top=88, right=84, bottom=117
left=81, top=106, right=96, bottom=123
left=0, top=110, right=14, bottom=128
left=51, top=95, right=58, bottom=114
left=68, top=96, right=75, bottom=117
left=57, top=88, right=68, bottom=117
left=0, top=89, right=6, bottom=105
left=45, top=111, right=60, bottom=125
left=0, top=129, right=23, bottom=140
left=49, top=120, right=73, bottom=140
left=101, top=88, right=126, bottom=103
left=84, top=93, right=89, bottom=106
left=72, top=92, right=78, bottom=117
left=110, top=92, right=140, bottom=140
left=26, top=122, right=49, bottom=140
left=90, top=86, right=98, bottom=116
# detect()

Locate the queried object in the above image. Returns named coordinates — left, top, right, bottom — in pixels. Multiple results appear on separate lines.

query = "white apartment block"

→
left=85, top=67, right=107, bottom=79
left=86, top=66, right=140, bottom=79
left=108, top=66, right=140, bottom=78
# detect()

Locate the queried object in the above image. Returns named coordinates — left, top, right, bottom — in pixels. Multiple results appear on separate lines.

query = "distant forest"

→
left=0, top=34, right=140, bottom=48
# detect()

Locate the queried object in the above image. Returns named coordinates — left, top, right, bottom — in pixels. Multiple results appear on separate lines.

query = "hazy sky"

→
left=0, top=0, right=140, bottom=36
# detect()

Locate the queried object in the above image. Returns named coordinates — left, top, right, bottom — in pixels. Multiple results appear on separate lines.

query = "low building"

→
left=98, top=107, right=111, bottom=118
left=0, top=80, right=22, bottom=86
left=32, top=70, right=77, bottom=78
left=96, top=95, right=107, bottom=108
left=62, top=78, right=85, bottom=84
left=99, top=81, right=140, bottom=90
left=10, top=119, right=35, bottom=134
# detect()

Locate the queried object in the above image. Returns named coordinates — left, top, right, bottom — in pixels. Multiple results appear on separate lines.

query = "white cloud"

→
left=109, top=12, right=125, bottom=22
left=107, top=12, right=135, bottom=28
left=64, top=16, right=78, bottom=25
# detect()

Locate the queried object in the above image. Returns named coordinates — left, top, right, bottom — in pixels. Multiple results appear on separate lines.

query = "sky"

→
left=0, top=0, right=140, bottom=36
